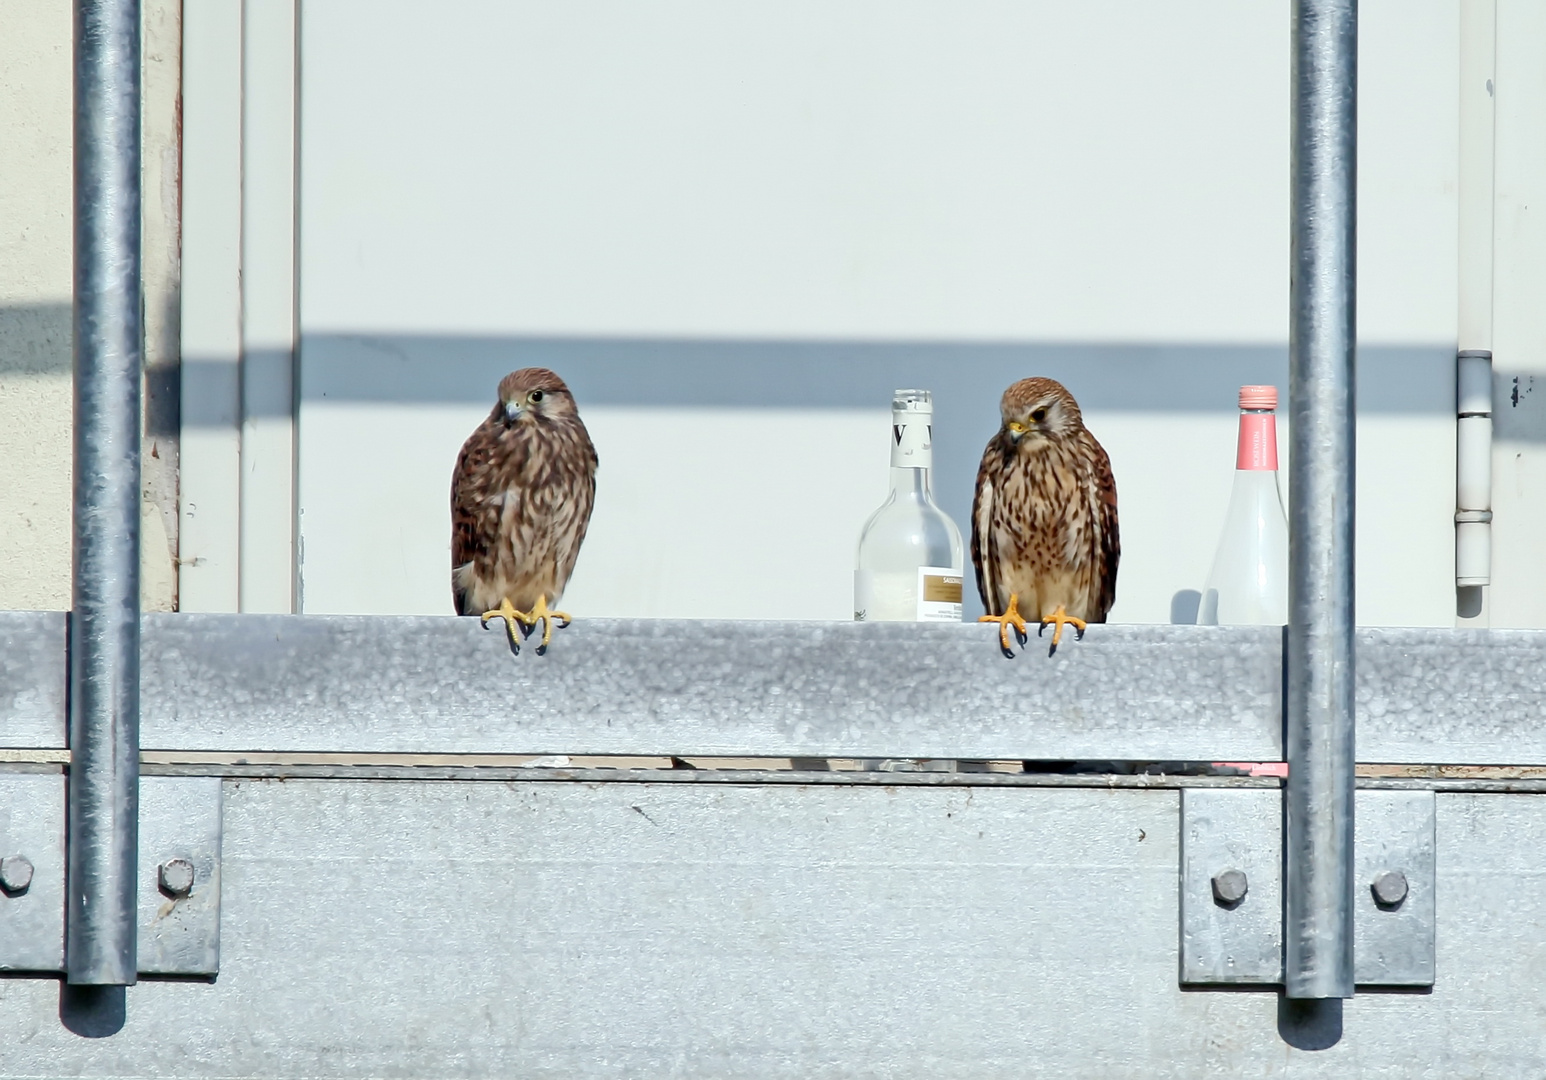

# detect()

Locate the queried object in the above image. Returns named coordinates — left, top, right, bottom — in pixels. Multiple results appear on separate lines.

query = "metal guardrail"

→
left=49, top=0, right=1500, bottom=1040
left=4, top=613, right=1546, bottom=764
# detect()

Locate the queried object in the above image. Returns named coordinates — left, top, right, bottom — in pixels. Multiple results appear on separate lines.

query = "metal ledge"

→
left=3, top=612, right=1546, bottom=763
left=142, top=613, right=1289, bottom=761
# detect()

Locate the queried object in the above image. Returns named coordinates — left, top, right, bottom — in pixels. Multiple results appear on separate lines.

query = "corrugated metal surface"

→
left=0, top=781, right=1540, bottom=1076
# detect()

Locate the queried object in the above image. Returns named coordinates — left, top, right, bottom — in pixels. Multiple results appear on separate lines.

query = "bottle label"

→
left=854, top=567, right=962, bottom=622
left=917, top=567, right=963, bottom=621
left=890, top=411, right=933, bottom=469
left=1236, top=413, right=1278, bottom=470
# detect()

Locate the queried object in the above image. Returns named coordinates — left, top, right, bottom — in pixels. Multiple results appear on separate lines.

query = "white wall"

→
left=289, top=0, right=1460, bottom=626
left=1489, top=0, right=1546, bottom=629
left=0, top=0, right=181, bottom=613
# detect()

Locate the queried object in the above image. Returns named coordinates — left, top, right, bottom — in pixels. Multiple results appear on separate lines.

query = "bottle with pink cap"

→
left=1197, top=385, right=1289, bottom=625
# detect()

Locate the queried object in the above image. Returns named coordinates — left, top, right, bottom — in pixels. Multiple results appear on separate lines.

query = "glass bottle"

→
left=1198, top=385, right=1289, bottom=625
left=854, top=389, right=965, bottom=623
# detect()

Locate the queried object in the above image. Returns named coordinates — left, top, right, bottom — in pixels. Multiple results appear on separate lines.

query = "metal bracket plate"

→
left=1353, top=789, right=1436, bottom=986
left=1179, top=787, right=1283, bottom=984
left=0, top=773, right=66, bottom=972
left=1180, top=787, right=1435, bottom=988
left=0, top=773, right=222, bottom=976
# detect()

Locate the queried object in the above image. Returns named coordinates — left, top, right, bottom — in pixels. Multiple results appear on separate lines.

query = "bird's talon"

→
left=480, top=596, right=574, bottom=655
left=979, top=594, right=1031, bottom=659
left=1039, top=606, right=1088, bottom=650
left=480, top=599, right=527, bottom=654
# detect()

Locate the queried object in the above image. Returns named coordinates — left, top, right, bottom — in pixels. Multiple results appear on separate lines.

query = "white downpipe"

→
left=1456, top=351, right=1493, bottom=587
left=1456, top=0, right=1496, bottom=608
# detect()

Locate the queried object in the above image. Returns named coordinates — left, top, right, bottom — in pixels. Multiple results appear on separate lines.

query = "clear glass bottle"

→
left=1198, top=385, right=1289, bottom=625
left=854, top=389, right=965, bottom=623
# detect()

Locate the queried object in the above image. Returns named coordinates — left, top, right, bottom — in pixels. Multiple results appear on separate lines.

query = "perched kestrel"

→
left=972, top=377, right=1119, bottom=655
left=451, top=368, right=598, bottom=652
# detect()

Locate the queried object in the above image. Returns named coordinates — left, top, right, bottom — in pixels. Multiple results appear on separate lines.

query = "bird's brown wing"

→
left=971, top=434, right=1007, bottom=616
left=449, top=425, right=494, bottom=615
left=548, top=432, right=599, bottom=597
left=1090, top=434, right=1120, bottom=621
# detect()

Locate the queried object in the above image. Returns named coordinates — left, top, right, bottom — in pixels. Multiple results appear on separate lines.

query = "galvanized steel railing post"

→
left=1286, top=0, right=1358, bottom=1000
left=68, top=0, right=143, bottom=986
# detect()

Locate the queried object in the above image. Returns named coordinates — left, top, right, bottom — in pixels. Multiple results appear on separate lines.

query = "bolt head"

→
left=158, top=858, right=195, bottom=898
left=1211, top=868, right=1249, bottom=906
left=0, top=855, right=34, bottom=896
left=1371, top=870, right=1409, bottom=908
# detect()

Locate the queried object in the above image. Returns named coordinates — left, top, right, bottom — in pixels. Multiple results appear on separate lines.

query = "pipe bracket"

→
left=1180, top=787, right=1435, bottom=988
left=0, top=774, right=222, bottom=977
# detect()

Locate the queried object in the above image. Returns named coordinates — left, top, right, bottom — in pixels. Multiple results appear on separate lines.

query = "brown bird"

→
left=972, top=377, right=1119, bottom=655
left=450, top=368, right=598, bottom=652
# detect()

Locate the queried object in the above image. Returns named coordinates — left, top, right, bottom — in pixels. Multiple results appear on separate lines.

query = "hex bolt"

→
left=158, top=858, right=195, bottom=899
left=0, top=855, right=34, bottom=896
left=1371, top=870, right=1409, bottom=909
left=1211, top=868, right=1249, bottom=907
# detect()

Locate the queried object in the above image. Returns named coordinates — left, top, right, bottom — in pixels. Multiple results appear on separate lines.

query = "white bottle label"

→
left=854, top=567, right=962, bottom=622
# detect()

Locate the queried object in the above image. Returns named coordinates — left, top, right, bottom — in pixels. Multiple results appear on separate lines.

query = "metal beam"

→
left=1286, top=0, right=1358, bottom=1000
left=1, top=782, right=1543, bottom=1074
left=69, top=0, right=143, bottom=986
left=135, top=615, right=1286, bottom=762
left=8, top=614, right=1546, bottom=764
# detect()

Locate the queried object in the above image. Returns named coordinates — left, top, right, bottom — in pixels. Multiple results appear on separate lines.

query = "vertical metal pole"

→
left=1286, top=0, right=1357, bottom=1000
left=69, top=0, right=143, bottom=987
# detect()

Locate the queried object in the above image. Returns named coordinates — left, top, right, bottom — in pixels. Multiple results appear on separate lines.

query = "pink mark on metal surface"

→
left=1213, top=761, right=1289, bottom=778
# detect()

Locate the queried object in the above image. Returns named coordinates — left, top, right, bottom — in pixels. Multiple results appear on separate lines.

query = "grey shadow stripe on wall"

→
left=290, top=335, right=1454, bottom=415
left=187, top=338, right=1465, bottom=437
left=1, top=302, right=180, bottom=437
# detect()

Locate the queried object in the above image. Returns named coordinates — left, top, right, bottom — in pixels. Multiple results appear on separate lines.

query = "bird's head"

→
left=494, top=367, right=577, bottom=428
left=1000, top=377, right=1083, bottom=447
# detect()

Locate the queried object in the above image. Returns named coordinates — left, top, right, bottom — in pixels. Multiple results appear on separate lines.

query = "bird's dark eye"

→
left=530, top=390, right=544, bottom=403
left=1031, top=408, right=1047, bottom=423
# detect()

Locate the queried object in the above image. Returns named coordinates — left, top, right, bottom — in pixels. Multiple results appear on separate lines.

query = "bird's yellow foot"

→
left=481, top=596, right=573, bottom=654
left=1037, top=605, right=1087, bottom=650
left=480, top=599, right=526, bottom=653
left=979, top=593, right=1031, bottom=658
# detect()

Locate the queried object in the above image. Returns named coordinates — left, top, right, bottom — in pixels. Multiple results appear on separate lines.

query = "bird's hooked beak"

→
left=504, top=400, right=524, bottom=423
left=1005, top=420, right=1027, bottom=443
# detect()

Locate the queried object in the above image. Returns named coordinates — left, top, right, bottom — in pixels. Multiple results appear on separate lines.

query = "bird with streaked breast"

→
left=450, top=367, right=598, bottom=653
left=972, top=377, right=1120, bottom=656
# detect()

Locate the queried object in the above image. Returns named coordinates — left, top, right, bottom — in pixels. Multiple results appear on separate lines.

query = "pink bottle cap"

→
left=1239, top=385, right=1278, bottom=410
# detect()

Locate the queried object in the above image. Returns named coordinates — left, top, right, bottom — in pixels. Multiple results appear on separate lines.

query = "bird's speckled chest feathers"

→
left=988, top=433, right=1102, bottom=573
left=451, top=411, right=598, bottom=614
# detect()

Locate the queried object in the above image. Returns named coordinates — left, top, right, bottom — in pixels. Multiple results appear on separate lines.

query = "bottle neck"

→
left=889, top=466, right=932, bottom=499
left=1236, top=409, right=1278, bottom=471
left=1227, top=466, right=1284, bottom=499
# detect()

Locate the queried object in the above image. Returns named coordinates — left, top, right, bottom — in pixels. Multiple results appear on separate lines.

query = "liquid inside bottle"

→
left=854, top=389, right=965, bottom=623
left=1198, top=385, right=1289, bottom=625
